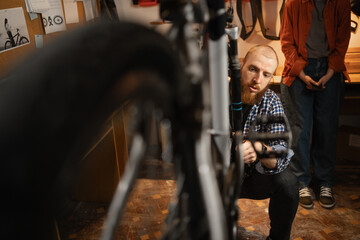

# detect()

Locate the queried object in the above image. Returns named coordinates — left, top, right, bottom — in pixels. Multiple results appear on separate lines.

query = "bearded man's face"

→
left=241, top=49, right=277, bottom=105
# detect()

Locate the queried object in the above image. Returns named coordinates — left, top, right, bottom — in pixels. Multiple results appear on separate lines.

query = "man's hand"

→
left=299, top=68, right=334, bottom=90
left=317, top=68, right=334, bottom=88
left=299, top=70, right=319, bottom=90
left=241, top=140, right=260, bottom=165
left=241, top=140, right=278, bottom=169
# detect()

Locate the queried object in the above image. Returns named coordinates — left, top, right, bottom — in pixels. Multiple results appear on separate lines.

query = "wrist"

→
left=299, top=70, right=306, bottom=81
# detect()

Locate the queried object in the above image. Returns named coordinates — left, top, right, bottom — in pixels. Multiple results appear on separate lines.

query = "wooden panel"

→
left=112, top=110, right=129, bottom=177
left=349, top=73, right=360, bottom=83
left=345, top=52, right=360, bottom=59
left=72, top=110, right=129, bottom=202
left=345, top=48, right=360, bottom=74
left=72, top=127, right=121, bottom=202
left=345, top=60, right=360, bottom=74
left=347, top=47, right=360, bottom=53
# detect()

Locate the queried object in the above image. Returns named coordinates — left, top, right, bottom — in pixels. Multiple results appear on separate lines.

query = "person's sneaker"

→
left=319, top=186, right=336, bottom=209
left=299, top=186, right=314, bottom=209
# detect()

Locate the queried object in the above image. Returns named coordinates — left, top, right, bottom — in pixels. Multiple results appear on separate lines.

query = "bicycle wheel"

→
left=4, top=40, right=12, bottom=49
left=0, top=20, right=194, bottom=240
left=19, top=36, right=29, bottom=45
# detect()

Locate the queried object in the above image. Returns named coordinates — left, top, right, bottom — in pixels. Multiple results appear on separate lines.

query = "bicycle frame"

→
left=100, top=1, right=291, bottom=240
left=4, top=31, right=19, bottom=49
left=99, top=1, right=239, bottom=239
left=11, top=32, right=20, bottom=44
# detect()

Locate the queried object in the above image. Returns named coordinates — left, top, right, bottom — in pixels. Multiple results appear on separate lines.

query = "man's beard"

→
left=241, top=83, right=269, bottom=105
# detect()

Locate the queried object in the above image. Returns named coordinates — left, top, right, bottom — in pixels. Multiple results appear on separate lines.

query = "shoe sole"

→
left=299, top=202, right=314, bottom=209
left=319, top=201, right=335, bottom=209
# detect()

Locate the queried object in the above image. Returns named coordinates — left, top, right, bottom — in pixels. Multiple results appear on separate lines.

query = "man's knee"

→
left=273, top=168, right=299, bottom=201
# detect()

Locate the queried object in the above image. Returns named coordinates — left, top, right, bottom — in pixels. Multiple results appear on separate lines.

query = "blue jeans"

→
left=240, top=168, right=299, bottom=240
left=280, top=58, right=345, bottom=187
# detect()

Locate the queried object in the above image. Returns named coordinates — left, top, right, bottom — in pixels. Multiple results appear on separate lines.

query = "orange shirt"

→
left=280, top=0, right=351, bottom=86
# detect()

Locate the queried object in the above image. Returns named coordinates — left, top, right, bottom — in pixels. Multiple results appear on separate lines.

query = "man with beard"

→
left=238, top=45, right=299, bottom=240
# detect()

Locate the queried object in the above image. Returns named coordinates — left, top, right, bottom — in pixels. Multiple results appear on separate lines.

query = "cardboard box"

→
left=336, top=125, right=360, bottom=162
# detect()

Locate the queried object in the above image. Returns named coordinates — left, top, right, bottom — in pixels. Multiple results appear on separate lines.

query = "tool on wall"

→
left=236, top=0, right=285, bottom=40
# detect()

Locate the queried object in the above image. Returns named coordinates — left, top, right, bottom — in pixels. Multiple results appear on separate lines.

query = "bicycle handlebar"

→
left=246, top=114, right=293, bottom=158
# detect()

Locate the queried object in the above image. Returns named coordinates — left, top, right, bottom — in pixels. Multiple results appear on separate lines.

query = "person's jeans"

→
left=240, top=168, right=299, bottom=240
left=280, top=58, right=345, bottom=187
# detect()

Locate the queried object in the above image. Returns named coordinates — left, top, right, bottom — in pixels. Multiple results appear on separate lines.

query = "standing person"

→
left=4, top=18, right=15, bottom=47
left=280, top=0, right=351, bottom=209
left=239, top=45, right=298, bottom=240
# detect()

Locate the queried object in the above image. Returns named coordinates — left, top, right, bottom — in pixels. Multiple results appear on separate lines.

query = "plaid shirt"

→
left=243, top=89, right=293, bottom=175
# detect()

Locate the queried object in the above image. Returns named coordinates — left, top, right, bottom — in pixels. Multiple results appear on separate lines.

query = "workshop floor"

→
left=57, top=159, right=360, bottom=240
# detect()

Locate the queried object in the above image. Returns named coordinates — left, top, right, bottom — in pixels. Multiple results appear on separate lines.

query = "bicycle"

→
left=4, top=28, right=30, bottom=49
left=101, top=1, right=291, bottom=239
left=42, top=15, right=64, bottom=27
left=0, top=0, right=292, bottom=239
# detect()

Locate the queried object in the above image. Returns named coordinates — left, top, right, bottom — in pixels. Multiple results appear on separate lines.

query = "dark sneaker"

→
left=299, top=186, right=314, bottom=209
left=319, top=186, right=336, bottom=209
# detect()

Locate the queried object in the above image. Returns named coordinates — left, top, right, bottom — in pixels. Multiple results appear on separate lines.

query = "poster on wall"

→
left=41, top=0, right=67, bottom=34
left=0, top=7, right=30, bottom=53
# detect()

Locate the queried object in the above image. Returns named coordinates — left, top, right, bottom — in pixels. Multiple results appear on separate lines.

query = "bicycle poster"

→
left=0, top=7, right=30, bottom=53
left=40, top=0, right=66, bottom=34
